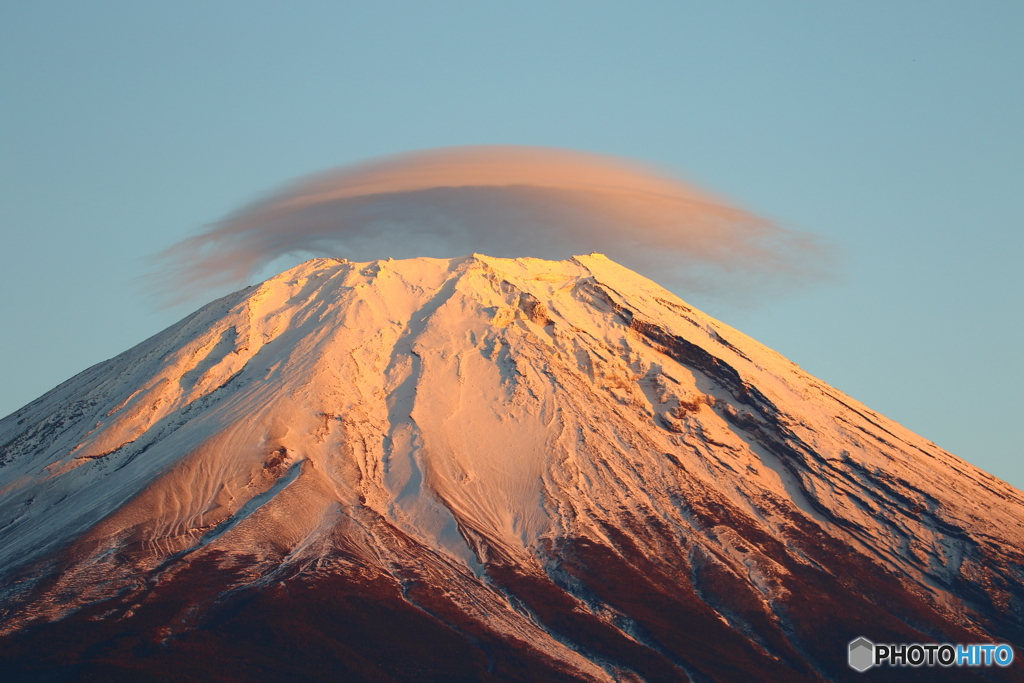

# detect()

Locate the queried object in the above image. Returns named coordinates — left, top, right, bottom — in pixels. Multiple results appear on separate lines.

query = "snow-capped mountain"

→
left=1, top=254, right=1021, bottom=681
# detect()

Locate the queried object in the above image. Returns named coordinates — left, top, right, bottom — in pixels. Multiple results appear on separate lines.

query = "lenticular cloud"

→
left=154, top=145, right=828, bottom=302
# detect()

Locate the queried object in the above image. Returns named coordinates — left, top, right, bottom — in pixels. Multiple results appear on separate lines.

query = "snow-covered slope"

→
left=1, top=255, right=1022, bottom=682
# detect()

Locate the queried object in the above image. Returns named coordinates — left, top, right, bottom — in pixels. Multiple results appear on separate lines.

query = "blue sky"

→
left=1, top=2, right=1021, bottom=486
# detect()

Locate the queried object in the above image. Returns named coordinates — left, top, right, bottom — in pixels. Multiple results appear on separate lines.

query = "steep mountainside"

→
left=1, top=255, right=1022, bottom=682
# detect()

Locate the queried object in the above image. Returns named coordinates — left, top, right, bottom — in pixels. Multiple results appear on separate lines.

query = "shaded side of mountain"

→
left=3, top=515, right=1021, bottom=683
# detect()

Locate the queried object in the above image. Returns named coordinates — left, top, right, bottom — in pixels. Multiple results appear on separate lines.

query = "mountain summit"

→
left=1, top=255, right=1022, bottom=681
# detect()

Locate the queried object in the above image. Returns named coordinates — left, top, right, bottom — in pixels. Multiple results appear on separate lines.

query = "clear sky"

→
left=2, top=2, right=1021, bottom=486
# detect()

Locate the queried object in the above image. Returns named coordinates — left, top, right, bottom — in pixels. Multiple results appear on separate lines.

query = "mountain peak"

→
left=1, top=254, right=1022, bottom=681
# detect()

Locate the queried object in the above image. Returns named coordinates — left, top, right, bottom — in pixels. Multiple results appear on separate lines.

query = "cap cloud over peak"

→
left=153, top=145, right=831, bottom=304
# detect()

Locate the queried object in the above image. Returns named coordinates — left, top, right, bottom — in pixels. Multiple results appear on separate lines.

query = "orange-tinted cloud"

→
left=153, top=146, right=831, bottom=303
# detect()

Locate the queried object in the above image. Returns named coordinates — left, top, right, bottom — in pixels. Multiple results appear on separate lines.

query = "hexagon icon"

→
left=849, top=637, right=874, bottom=672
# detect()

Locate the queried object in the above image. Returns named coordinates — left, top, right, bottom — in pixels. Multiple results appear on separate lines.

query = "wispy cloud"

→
left=152, top=146, right=832, bottom=304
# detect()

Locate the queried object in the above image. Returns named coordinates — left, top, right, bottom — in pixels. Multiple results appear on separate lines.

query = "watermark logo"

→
left=849, top=637, right=1014, bottom=671
left=848, top=637, right=874, bottom=672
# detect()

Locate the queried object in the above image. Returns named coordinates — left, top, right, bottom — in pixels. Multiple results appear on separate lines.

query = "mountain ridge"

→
left=1, top=254, right=1021, bottom=681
